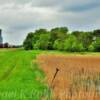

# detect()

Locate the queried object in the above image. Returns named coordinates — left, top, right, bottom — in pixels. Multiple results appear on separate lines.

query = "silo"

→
left=0, top=29, right=3, bottom=44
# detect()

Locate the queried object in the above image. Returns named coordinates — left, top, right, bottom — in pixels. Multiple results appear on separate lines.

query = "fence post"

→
left=51, top=68, right=59, bottom=88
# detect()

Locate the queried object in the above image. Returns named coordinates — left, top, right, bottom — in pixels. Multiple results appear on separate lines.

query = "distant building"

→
left=0, top=29, right=3, bottom=44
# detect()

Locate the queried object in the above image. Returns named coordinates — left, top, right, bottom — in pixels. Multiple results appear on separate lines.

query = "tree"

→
left=72, top=31, right=82, bottom=40
left=88, top=44, right=95, bottom=52
left=93, top=29, right=100, bottom=37
left=34, top=33, right=51, bottom=50
left=50, top=27, right=68, bottom=48
left=53, top=39, right=64, bottom=50
left=23, top=27, right=100, bottom=52
left=81, top=32, right=93, bottom=50
left=72, top=31, right=93, bottom=50
left=4, top=43, right=9, bottom=48
left=51, top=27, right=68, bottom=39
left=23, top=32, right=34, bottom=50
left=93, top=37, right=100, bottom=52
left=33, top=29, right=48, bottom=41
left=64, top=35, right=84, bottom=52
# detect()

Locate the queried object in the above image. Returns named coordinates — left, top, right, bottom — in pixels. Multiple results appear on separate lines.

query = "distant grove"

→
left=23, top=27, right=100, bottom=52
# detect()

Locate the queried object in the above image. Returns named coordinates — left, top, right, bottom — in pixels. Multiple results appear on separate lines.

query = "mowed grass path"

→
left=0, top=49, right=48, bottom=100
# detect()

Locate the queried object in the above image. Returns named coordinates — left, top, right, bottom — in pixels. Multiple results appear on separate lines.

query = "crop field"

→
left=38, top=54, right=100, bottom=100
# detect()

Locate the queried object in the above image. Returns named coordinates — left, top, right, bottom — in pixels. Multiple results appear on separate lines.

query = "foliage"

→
left=88, top=44, right=95, bottom=52
left=23, top=32, right=34, bottom=50
left=93, top=37, right=100, bottom=52
left=93, top=29, right=100, bottom=37
left=64, top=35, right=84, bottom=52
left=53, top=39, right=64, bottom=50
left=50, top=27, right=68, bottom=49
left=72, top=31, right=93, bottom=50
left=50, top=27, right=68, bottom=40
left=34, top=33, right=51, bottom=50
left=81, top=32, right=93, bottom=50
left=23, top=27, right=100, bottom=52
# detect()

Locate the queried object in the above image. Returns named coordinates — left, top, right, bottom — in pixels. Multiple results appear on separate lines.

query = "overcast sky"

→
left=0, top=0, right=100, bottom=45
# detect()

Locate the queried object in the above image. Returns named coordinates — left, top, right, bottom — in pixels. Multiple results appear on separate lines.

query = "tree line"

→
left=23, top=27, right=100, bottom=52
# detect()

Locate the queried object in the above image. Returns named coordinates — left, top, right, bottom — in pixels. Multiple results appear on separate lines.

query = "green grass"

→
left=39, top=50, right=100, bottom=56
left=0, top=49, right=50, bottom=100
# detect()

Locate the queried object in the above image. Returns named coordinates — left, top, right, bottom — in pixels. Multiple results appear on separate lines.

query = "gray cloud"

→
left=0, top=0, right=100, bottom=44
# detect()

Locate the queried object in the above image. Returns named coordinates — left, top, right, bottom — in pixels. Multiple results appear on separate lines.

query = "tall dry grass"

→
left=37, top=54, right=100, bottom=100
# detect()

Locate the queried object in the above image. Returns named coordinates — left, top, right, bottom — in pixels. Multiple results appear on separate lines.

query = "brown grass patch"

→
left=37, top=54, right=100, bottom=100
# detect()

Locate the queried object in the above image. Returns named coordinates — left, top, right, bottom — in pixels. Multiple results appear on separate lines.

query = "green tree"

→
left=50, top=27, right=68, bottom=48
left=23, top=32, right=34, bottom=50
left=93, top=37, right=100, bottom=52
left=93, top=29, right=100, bottom=37
left=53, top=39, right=64, bottom=50
left=72, top=31, right=93, bottom=50
left=72, top=31, right=82, bottom=40
left=33, top=29, right=49, bottom=43
left=88, top=44, right=95, bottom=52
left=34, top=33, right=51, bottom=50
left=82, top=32, right=93, bottom=50
left=64, top=35, right=84, bottom=52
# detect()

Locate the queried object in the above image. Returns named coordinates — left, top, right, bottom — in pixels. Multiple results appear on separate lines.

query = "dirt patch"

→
left=37, top=54, right=100, bottom=100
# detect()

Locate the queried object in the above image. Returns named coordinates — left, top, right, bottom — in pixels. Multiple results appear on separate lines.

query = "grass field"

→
left=0, top=48, right=100, bottom=100
left=0, top=49, right=51, bottom=100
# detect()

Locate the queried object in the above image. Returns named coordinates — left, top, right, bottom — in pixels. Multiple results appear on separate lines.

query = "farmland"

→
left=38, top=54, right=100, bottom=100
left=0, top=49, right=100, bottom=100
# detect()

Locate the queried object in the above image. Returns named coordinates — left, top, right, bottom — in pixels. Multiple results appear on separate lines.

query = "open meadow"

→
left=0, top=48, right=100, bottom=100
left=0, top=49, right=50, bottom=100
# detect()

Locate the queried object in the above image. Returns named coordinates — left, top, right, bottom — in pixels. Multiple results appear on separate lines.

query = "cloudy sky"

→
left=0, top=0, right=100, bottom=45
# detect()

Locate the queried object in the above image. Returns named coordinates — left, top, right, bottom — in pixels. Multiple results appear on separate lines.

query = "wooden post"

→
left=51, top=68, right=59, bottom=87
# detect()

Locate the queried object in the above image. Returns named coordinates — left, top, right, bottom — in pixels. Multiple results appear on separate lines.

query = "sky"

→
left=0, top=0, right=100, bottom=45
